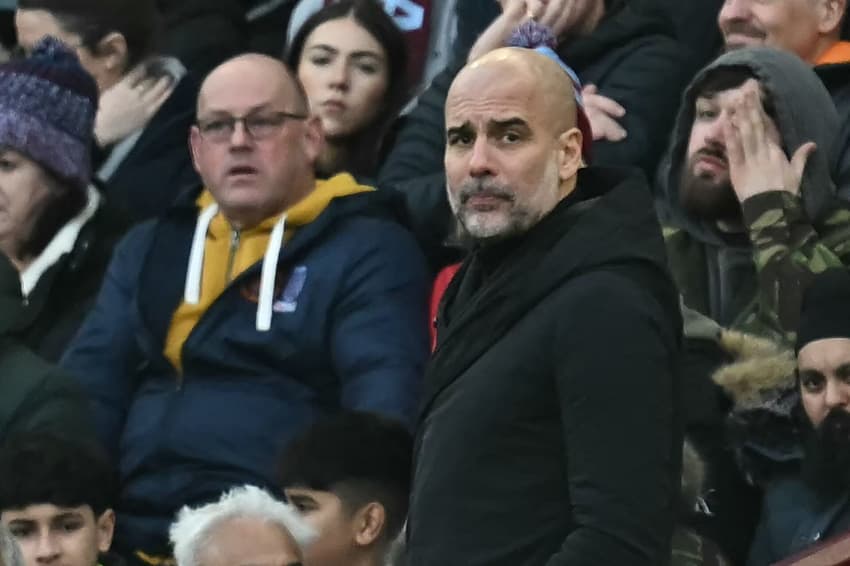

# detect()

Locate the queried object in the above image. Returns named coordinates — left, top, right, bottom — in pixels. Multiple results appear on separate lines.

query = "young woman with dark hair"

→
left=286, top=0, right=410, bottom=178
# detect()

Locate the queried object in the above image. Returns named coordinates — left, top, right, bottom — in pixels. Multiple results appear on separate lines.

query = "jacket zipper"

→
left=226, top=229, right=241, bottom=283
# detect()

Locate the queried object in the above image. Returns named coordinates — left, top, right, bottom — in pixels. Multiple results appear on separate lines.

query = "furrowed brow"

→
left=489, top=117, right=529, bottom=132
left=446, top=122, right=474, bottom=137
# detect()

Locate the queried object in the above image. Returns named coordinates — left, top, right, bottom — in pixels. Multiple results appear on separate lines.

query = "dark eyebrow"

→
left=286, top=493, right=315, bottom=504
left=835, top=363, right=850, bottom=377
left=446, top=122, right=474, bottom=137
left=488, top=118, right=530, bottom=132
left=799, top=368, right=825, bottom=381
left=199, top=104, right=274, bottom=120
left=307, top=44, right=338, bottom=55
left=349, top=51, right=385, bottom=61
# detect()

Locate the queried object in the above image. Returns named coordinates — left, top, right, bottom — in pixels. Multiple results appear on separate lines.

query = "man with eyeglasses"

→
left=61, top=52, right=430, bottom=564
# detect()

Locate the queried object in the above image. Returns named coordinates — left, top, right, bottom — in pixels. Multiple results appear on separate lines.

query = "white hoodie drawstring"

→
left=184, top=204, right=286, bottom=332
left=256, top=215, right=287, bottom=331
left=184, top=203, right=219, bottom=304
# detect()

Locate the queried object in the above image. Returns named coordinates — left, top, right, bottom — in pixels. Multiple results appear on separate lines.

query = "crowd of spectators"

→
left=2, top=0, right=850, bottom=565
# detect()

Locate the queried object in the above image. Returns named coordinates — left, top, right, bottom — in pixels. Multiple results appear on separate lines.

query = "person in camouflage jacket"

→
left=657, top=47, right=850, bottom=346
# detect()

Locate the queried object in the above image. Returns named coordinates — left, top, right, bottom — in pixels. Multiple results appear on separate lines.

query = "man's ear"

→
left=189, top=126, right=204, bottom=175
left=818, top=0, right=847, bottom=35
left=557, top=127, right=584, bottom=182
left=96, top=510, right=116, bottom=553
left=94, top=32, right=129, bottom=75
left=353, top=502, right=386, bottom=548
left=302, top=115, right=326, bottom=163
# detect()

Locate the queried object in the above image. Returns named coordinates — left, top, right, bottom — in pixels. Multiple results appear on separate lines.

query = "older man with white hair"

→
left=169, top=486, right=315, bottom=566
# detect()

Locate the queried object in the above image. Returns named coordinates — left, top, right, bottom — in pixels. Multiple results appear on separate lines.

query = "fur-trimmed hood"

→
left=713, top=330, right=796, bottom=410
left=711, top=330, right=804, bottom=484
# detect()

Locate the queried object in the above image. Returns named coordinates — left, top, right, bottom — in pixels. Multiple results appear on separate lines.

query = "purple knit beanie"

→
left=0, top=36, right=98, bottom=191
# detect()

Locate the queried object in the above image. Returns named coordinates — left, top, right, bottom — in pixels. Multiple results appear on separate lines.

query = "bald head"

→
left=198, top=53, right=309, bottom=117
left=451, top=48, right=578, bottom=133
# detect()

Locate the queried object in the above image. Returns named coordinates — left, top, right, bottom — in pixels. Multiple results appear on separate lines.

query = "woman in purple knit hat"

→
left=0, top=36, right=121, bottom=361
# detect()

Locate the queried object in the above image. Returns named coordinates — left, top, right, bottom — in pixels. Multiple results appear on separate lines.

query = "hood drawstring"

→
left=184, top=203, right=288, bottom=332
left=257, top=215, right=287, bottom=332
left=184, top=203, right=219, bottom=305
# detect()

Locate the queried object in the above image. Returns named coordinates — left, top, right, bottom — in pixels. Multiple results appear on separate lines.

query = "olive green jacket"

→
left=0, top=254, right=92, bottom=441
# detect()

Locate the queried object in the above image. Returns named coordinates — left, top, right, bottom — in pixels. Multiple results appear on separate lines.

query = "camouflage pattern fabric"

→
left=665, top=190, right=850, bottom=346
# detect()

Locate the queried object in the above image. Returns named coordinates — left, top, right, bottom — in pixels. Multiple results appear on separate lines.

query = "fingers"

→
left=791, top=142, right=817, bottom=182
left=722, top=112, right=744, bottom=171
left=730, top=91, right=757, bottom=163
left=525, top=0, right=546, bottom=19
left=744, top=84, right=766, bottom=154
left=140, top=75, right=174, bottom=106
left=500, top=0, right=527, bottom=19
left=123, top=65, right=149, bottom=89
left=583, top=91, right=625, bottom=118
left=587, top=110, right=626, bottom=141
left=545, top=0, right=575, bottom=38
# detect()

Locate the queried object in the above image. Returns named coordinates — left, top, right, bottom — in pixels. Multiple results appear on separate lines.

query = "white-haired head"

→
left=169, top=485, right=315, bottom=566
left=0, top=524, right=24, bottom=566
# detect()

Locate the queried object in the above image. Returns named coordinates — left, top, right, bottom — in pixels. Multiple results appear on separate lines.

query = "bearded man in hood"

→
left=658, top=47, right=850, bottom=345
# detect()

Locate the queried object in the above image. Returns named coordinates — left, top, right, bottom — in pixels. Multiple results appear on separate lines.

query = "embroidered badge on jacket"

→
left=274, top=265, right=308, bottom=313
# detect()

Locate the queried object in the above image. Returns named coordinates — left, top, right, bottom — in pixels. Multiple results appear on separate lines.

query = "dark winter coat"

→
left=62, top=185, right=430, bottom=555
left=408, top=166, right=682, bottom=565
left=157, top=0, right=247, bottom=77
left=747, top=480, right=850, bottom=565
left=706, top=324, right=850, bottom=565
left=0, top=254, right=93, bottom=442
left=13, top=187, right=125, bottom=362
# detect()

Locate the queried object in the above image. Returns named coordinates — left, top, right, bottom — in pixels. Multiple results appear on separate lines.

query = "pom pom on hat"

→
left=506, top=21, right=593, bottom=162
left=508, top=20, right=558, bottom=50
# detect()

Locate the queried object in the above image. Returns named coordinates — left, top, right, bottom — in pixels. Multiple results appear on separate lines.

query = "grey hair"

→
left=0, top=523, right=24, bottom=566
left=169, top=485, right=316, bottom=566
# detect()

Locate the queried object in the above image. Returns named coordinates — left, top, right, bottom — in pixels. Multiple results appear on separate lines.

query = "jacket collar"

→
left=20, top=185, right=101, bottom=297
left=421, top=166, right=672, bottom=420
left=134, top=186, right=401, bottom=365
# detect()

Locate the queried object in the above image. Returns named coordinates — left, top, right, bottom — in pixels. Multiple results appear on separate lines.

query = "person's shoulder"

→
left=0, top=340, right=66, bottom=394
left=327, top=191, right=420, bottom=246
left=115, top=219, right=160, bottom=252
left=762, top=474, right=816, bottom=508
left=555, top=268, right=654, bottom=309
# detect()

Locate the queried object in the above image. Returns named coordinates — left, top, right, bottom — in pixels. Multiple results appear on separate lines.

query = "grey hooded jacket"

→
left=656, top=47, right=850, bottom=344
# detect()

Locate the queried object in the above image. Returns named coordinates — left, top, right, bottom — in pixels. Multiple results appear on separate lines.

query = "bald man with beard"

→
left=407, top=46, right=682, bottom=566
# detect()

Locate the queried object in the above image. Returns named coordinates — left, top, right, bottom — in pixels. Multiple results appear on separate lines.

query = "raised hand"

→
left=582, top=84, right=626, bottom=142
left=94, top=65, right=175, bottom=147
left=723, top=79, right=816, bottom=202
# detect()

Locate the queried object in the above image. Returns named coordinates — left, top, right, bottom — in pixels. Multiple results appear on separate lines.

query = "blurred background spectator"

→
left=15, top=0, right=198, bottom=224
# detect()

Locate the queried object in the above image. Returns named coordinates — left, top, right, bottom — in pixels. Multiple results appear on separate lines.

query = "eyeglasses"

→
left=195, top=111, right=308, bottom=143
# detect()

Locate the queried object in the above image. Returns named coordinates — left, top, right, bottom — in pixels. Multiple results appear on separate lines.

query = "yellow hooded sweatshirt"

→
left=164, top=173, right=373, bottom=370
